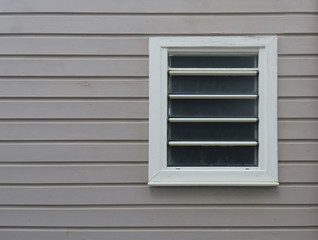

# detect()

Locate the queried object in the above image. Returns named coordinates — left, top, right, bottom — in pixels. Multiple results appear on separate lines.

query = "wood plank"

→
left=0, top=58, right=316, bottom=76
left=0, top=121, right=315, bottom=141
left=65, top=230, right=318, bottom=240
left=0, top=79, right=148, bottom=97
left=0, top=101, right=148, bottom=119
left=0, top=37, right=149, bottom=55
left=0, top=16, right=317, bottom=34
left=1, top=230, right=317, bottom=240
left=0, top=122, right=148, bottom=140
left=0, top=164, right=315, bottom=184
left=0, top=79, right=316, bottom=98
left=0, top=208, right=316, bottom=227
left=279, top=163, right=318, bottom=183
left=0, top=142, right=316, bottom=163
left=0, top=100, right=315, bottom=119
left=0, top=186, right=316, bottom=205
left=0, top=165, right=148, bottom=184
left=0, top=59, right=148, bottom=77
left=278, top=100, right=318, bottom=118
left=1, top=142, right=316, bottom=163
left=279, top=57, right=318, bottom=76
left=279, top=79, right=318, bottom=97
left=0, top=0, right=317, bottom=13
left=279, top=143, right=318, bottom=161
left=0, top=143, right=148, bottom=162
left=0, top=231, right=67, bottom=240
left=278, top=121, right=318, bottom=140
left=0, top=37, right=317, bottom=55
left=279, top=36, right=318, bottom=55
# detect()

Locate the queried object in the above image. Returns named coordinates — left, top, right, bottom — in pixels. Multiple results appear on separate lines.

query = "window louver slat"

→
left=169, top=68, right=258, bottom=76
left=169, top=118, right=258, bottom=122
left=169, top=141, right=258, bottom=146
left=169, top=94, right=258, bottom=99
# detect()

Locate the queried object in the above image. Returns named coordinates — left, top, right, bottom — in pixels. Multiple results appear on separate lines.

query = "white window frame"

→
left=148, top=36, right=278, bottom=186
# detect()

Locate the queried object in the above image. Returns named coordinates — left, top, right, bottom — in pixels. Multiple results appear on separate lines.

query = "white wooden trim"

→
left=148, top=36, right=278, bottom=186
left=149, top=168, right=278, bottom=186
left=264, top=36, right=278, bottom=181
left=169, top=68, right=258, bottom=76
left=257, top=46, right=266, bottom=172
left=169, top=94, right=258, bottom=99
left=154, top=36, right=272, bottom=48
left=169, top=141, right=258, bottom=146
left=159, top=48, right=169, bottom=174
left=169, top=48, right=260, bottom=54
left=169, top=118, right=258, bottom=122
left=148, top=181, right=279, bottom=186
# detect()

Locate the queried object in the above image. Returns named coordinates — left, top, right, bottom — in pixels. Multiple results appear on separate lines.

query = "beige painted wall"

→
left=0, top=0, right=317, bottom=239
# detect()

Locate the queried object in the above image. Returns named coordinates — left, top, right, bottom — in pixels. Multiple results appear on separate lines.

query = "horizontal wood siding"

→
left=0, top=100, right=316, bottom=119
left=1, top=230, right=317, bottom=240
left=0, top=36, right=317, bottom=55
left=0, top=58, right=317, bottom=76
left=0, top=164, right=316, bottom=184
left=0, top=1, right=317, bottom=239
left=0, top=186, right=317, bottom=205
left=0, top=143, right=148, bottom=162
left=0, top=142, right=317, bottom=163
left=0, top=121, right=317, bottom=140
left=0, top=0, right=317, bottom=13
left=0, top=16, right=317, bottom=34
left=0, top=79, right=149, bottom=97
left=0, top=208, right=316, bottom=227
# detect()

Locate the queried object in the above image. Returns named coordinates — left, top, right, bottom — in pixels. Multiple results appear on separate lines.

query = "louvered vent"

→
left=167, top=54, right=259, bottom=167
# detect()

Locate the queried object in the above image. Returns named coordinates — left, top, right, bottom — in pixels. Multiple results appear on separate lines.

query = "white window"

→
left=148, top=36, right=278, bottom=186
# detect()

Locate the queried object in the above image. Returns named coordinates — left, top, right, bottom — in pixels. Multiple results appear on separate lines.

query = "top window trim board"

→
left=148, top=36, right=278, bottom=187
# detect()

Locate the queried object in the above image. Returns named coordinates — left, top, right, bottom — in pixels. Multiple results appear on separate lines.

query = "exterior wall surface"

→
left=0, top=0, right=317, bottom=239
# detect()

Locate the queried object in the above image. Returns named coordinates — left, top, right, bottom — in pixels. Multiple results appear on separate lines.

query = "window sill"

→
left=148, top=168, right=279, bottom=187
left=148, top=181, right=279, bottom=187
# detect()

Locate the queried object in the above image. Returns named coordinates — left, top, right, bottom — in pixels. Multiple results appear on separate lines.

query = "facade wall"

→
left=0, top=0, right=317, bottom=239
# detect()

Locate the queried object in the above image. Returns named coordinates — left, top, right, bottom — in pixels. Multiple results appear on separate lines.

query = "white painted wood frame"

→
left=148, top=36, right=278, bottom=186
